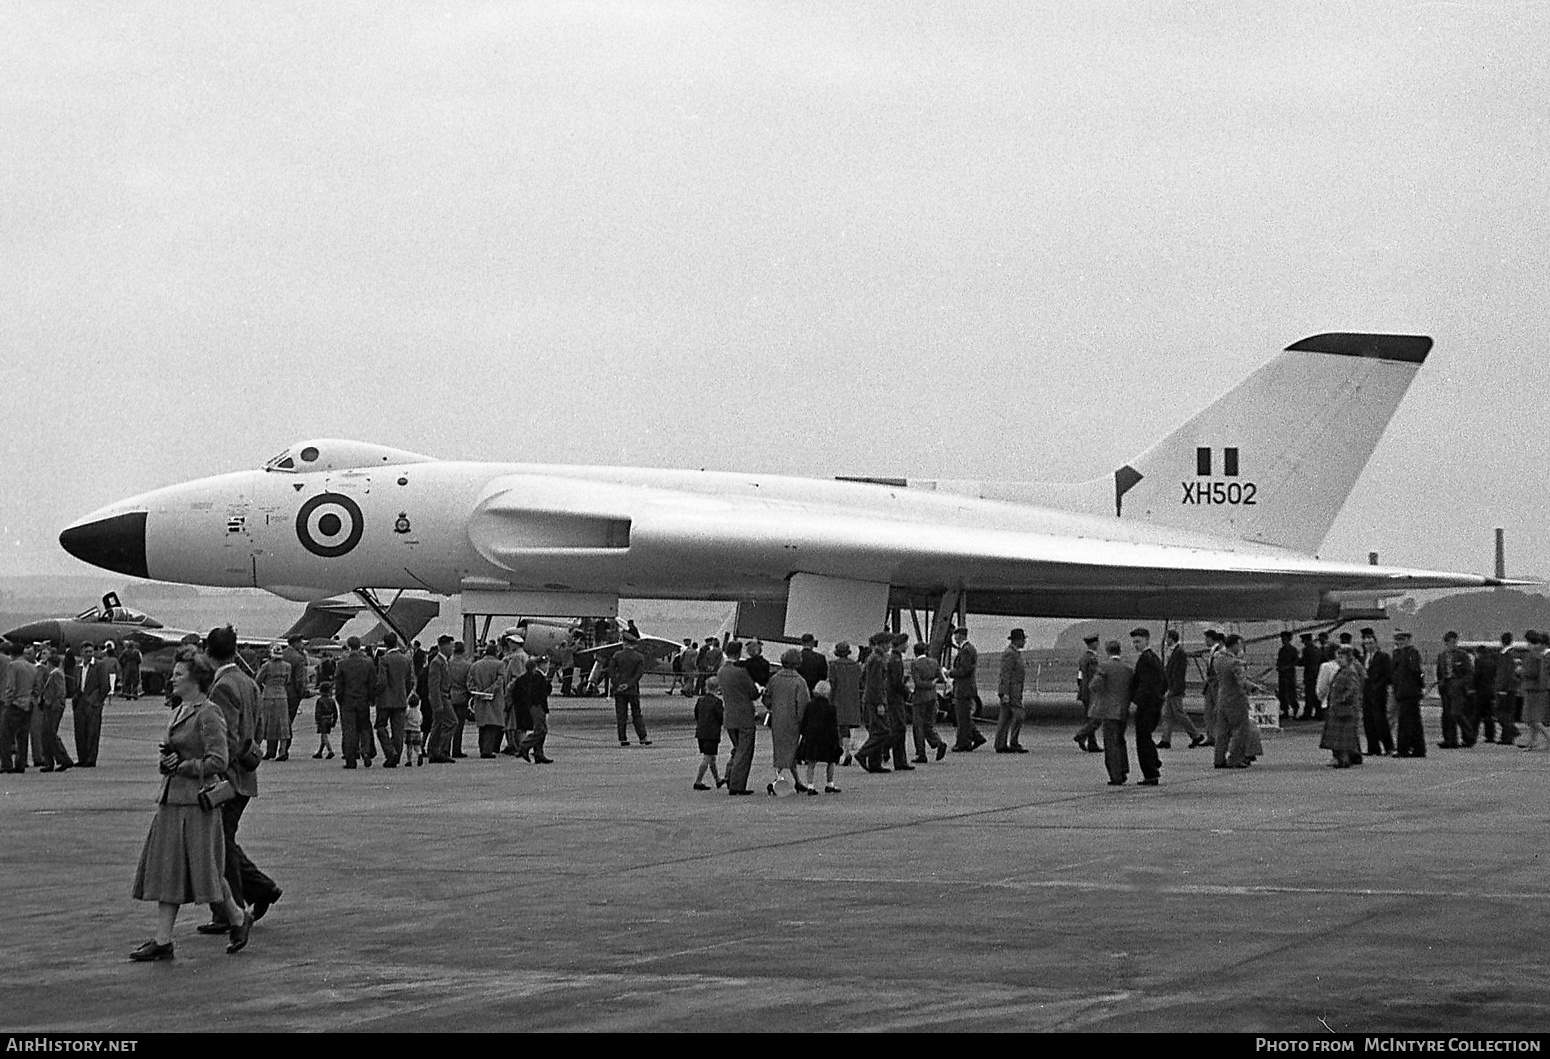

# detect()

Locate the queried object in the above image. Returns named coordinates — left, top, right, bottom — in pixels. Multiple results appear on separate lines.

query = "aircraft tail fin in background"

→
left=280, top=597, right=362, bottom=642
left=1112, top=333, right=1431, bottom=554
left=360, top=596, right=441, bottom=647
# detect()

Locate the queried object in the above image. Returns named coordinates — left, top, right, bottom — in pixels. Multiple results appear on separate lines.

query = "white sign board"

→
left=1250, top=694, right=1281, bottom=730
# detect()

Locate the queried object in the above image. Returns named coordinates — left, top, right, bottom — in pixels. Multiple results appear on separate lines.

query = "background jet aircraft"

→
left=3, top=591, right=441, bottom=692
left=58, top=333, right=1515, bottom=645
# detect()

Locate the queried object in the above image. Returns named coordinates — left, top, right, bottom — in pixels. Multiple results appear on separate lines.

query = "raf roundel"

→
left=295, top=493, right=365, bottom=558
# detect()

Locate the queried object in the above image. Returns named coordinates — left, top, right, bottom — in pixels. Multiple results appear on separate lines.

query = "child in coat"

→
left=797, top=680, right=843, bottom=794
left=692, top=676, right=725, bottom=791
left=404, top=692, right=424, bottom=767
left=312, top=681, right=337, bottom=760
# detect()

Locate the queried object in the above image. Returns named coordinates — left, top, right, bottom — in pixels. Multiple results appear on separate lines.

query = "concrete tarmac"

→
left=2, top=692, right=1546, bottom=1033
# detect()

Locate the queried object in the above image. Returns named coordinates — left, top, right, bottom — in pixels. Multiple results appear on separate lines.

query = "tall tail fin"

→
left=1113, top=333, right=1431, bottom=554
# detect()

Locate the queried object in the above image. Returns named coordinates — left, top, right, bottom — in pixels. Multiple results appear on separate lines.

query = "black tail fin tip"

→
left=1285, top=333, right=1432, bottom=364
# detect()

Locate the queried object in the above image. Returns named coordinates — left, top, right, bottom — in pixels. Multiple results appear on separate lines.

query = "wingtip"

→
left=1285, top=333, right=1432, bottom=364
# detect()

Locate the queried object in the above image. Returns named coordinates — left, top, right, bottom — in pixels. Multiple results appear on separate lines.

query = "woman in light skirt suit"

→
left=129, top=650, right=252, bottom=961
left=255, top=642, right=293, bottom=760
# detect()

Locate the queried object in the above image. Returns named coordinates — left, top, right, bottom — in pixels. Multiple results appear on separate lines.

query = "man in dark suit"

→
left=853, top=632, right=894, bottom=771
left=1360, top=627, right=1395, bottom=756
left=717, top=641, right=760, bottom=794
left=333, top=636, right=377, bottom=768
left=1435, top=631, right=1476, bottom=748
left=1129, top=628, right=1165, bottom=785
left=949, top=627, right=984, bottom=751
left=374, top=632, right=414, bottom=766
left=1300, top=633, right=1322, bottom=720
left=608, top=638, right=650, bottom=747
left=424, top=635, right=456, bottom=763
left=199, top=626, right=282, bottom=934
left=1391, top=630, right=1427, bottom=757
left=74, top=642, right=110, bottom=767
left=1088, top=640, right=1133, bottom=785
left=1276, top=631, right=1300, bottom=719
left=797, top=633, right=828, bottom=692
left=1071, top=634, right=1102, bottom=752
left=1155, top=629, right=1204, bottom=749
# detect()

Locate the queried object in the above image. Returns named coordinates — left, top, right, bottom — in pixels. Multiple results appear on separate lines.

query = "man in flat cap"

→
left=995, top=629, right=1028, bottom=753
left=1391, top=630, right=1427, bottom=757
left=1071, top=634, right=1102, bottom=752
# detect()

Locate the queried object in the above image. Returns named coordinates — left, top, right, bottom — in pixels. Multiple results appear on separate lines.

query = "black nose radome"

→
left=60, top=512, right=148, bottom=579
left=3, top=620, right=61, bottom=645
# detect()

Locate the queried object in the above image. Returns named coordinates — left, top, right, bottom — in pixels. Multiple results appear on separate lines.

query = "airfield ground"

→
left=2, top=690, right=1546, bottom=1034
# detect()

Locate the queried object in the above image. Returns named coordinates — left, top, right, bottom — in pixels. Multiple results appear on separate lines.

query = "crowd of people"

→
left=683, top=626, right=1033, bottom=796
left=4, top=614, right=1548, bottom=961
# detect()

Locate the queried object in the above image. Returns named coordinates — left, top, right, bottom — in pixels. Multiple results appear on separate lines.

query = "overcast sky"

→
left=2, top=1, right=1547, bottom=585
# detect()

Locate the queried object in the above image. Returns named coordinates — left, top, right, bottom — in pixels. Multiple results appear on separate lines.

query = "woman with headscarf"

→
left=762, top=648, right=811, bottom=795
left=254, top=642, right=293, bottom=761
left=129, top=649, right=252, bottom=961
left=1320, top=645, right=1365, bottom=768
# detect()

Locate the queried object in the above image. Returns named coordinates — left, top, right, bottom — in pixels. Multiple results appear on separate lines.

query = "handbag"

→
left=198, top=777, right=236, bottom=812
left=193, top=724, right=237, bottom=811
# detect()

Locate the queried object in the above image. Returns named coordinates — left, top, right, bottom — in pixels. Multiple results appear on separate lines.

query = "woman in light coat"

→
left=762, top=648, right=811, bottom=794
left=129, top=650, right=251, bottom=961
left=254, top=642, right=293, bottom=760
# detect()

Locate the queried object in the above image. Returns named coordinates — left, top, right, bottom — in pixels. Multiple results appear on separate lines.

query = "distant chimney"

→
left=1495, top=528, right=1506, bottom=580
left=1368, top=552, right=1379, bottom=566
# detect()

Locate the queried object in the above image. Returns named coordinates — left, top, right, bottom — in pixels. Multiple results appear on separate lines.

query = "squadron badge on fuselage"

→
left=394, top=512, right=412, bottom=535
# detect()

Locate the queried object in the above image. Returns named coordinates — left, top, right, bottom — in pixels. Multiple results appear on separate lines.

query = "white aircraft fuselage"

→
left=59, top=448, right=1495, bottom=624
left=58, top=335, right=1513, bottom=634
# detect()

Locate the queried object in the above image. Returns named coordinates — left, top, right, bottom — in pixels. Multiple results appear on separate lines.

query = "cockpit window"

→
left=264, top=450, right=297, bottom=472
left=300, top=446, right=319, bottom=463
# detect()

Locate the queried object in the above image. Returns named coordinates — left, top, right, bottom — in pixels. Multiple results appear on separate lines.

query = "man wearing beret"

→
left=1071, top=634, right=1102, bottom=752
left=854, top=631, right=897, bottom=772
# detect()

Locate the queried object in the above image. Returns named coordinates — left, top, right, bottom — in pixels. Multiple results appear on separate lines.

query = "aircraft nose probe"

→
left=59, top=511, right=149, bottom=580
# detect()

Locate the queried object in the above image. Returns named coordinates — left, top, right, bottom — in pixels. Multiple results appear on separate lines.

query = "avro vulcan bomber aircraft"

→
left=59, top=334, right=1512, bottom=642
